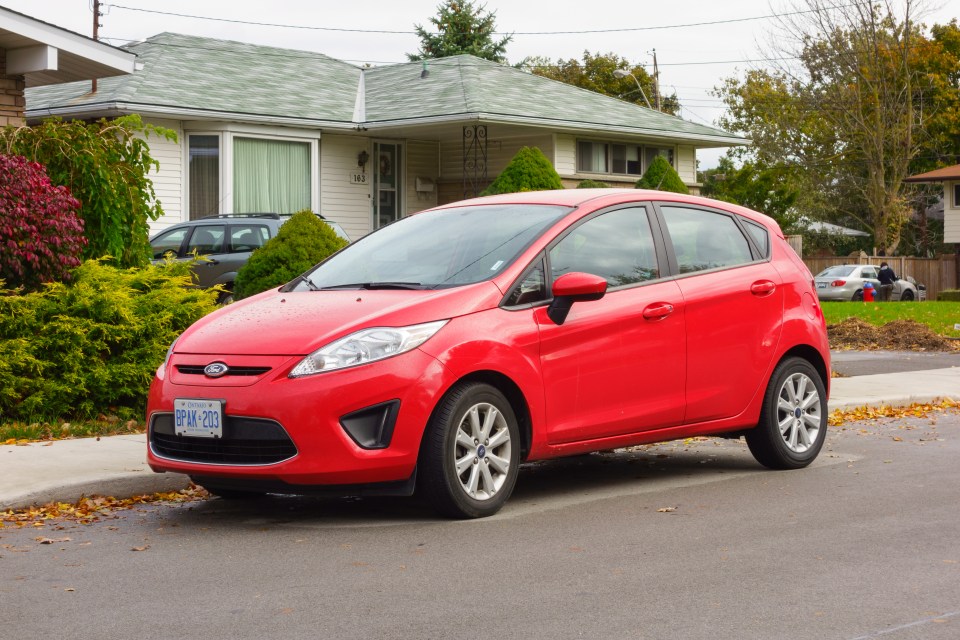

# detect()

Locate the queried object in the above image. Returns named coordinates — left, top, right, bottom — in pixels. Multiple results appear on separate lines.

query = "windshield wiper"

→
left=318, top=282, right=427, bottom=290
left=283, top=274, right=319, bottom=292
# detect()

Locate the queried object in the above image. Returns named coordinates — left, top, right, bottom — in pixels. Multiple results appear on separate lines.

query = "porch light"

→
left=358, top=150, right=370, bottom=171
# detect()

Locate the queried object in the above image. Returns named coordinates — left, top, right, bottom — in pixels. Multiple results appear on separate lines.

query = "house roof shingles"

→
left=26, top=33, right=745, bottom=146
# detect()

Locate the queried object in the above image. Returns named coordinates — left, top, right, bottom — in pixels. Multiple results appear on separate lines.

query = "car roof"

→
left=437, top=189, right=781, bottom=231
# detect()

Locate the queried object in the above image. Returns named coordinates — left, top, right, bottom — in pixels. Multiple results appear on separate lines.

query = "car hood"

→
left=174, top=282, right=504, bottom=356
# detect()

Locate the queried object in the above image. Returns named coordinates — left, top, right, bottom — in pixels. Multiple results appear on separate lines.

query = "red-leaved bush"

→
left=0, top=154, right=86, bottom=291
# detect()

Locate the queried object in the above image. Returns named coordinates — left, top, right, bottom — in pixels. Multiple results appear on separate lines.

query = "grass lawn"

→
left=1, top=417, right=144, bottom=443
left=820, top=300, right=960, bottom=337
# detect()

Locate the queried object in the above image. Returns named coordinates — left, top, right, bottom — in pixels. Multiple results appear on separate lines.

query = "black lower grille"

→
left=150, top=414, right=297, bottom=464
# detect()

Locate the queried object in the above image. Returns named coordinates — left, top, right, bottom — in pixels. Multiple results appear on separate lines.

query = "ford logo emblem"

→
left=203, top=362, right=229, bottom=378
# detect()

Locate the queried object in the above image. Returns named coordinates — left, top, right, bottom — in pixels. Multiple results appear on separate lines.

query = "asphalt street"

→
left=830, top=349, right=960, bottom=376
left=2, top=411, right=958, bottom=640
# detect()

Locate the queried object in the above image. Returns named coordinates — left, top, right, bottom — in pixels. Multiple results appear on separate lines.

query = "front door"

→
left=374, top=142, right=402, bottom=229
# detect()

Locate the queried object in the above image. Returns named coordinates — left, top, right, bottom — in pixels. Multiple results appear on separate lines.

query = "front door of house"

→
left=374, top=142, right=402, bottom=229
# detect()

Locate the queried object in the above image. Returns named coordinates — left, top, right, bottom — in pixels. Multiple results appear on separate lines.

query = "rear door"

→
left=657, top=203, right=783, bottom=424
left=184, top=224, right=228, bottom=289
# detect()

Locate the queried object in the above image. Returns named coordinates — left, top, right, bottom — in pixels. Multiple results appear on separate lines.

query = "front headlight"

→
left=157, top=337, right=178, bottom=381
left=289, top=320, right=448, bottom=377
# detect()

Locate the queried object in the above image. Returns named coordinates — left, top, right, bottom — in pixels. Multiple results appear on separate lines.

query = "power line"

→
left=103, top=3, right=845, bottom=37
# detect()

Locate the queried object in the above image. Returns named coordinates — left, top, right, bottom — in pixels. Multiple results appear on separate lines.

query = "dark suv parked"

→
left=149, top=213, right=349, bottom=301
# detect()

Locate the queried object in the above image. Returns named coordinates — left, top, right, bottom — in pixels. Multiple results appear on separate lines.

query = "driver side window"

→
left=549, top=207, right=659, bottom=287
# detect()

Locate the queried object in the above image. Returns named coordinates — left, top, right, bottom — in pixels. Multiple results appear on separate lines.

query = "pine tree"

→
left=407, top=1, right=512, bottom=62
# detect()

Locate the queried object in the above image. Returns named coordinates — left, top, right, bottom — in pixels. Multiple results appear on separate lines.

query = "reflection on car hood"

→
left=174, top=283, right=503, bottom=356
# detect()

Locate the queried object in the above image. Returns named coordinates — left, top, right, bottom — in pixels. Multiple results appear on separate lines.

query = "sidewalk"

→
left=2, top=366, right=958, bottom=511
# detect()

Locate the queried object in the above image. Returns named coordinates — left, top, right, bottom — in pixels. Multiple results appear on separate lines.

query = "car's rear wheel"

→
left=746, top=357, right=827, bottom=470
left=852, top=289, right=863, bottom=301
left=417, top=382, right=520, bottom=519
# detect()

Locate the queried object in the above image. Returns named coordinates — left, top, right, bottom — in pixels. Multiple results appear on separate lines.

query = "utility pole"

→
left=650, top=48, right=661, bottom=112
left=92, top=0, right=102, bottom=93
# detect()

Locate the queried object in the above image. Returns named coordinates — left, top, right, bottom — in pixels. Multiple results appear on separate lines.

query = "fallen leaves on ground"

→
left=0, top=485, right=210, bottom=529
left=828, top=318, right=959, bottom=351
left=829, top=399, right=958, bottom=426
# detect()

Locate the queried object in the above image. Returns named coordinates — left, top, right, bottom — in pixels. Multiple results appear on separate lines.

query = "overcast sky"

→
left=7, top=0, right=957, bottom=168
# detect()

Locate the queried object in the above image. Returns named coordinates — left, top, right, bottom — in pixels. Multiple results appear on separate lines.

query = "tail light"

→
left=830, top=280, right=846, bottom=287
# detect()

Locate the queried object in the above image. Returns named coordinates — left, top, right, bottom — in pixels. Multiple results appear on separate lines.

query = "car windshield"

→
left=817, top=266, right=856, bottom=278
left=298, top=204, right=571, bottom=290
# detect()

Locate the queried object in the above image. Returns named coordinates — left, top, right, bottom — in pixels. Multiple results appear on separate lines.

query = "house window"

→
left=953, top=183, right=960, bottom=209
left=233, top=137, right=311, bottom=214
left=577, top=140, right=675, bottom=177
left=186, top=133, right=316, bottom=219
left=188, top=135, right=220, bottom=220
left=577, top=141, right=608, bottom=173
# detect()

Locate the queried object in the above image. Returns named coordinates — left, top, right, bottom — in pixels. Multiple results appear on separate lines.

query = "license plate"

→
left=174, top=399, right=224, bottom=438
left=816, top=282, right=827, bottom=289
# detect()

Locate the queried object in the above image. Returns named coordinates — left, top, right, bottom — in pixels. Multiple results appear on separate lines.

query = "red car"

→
left=147, top=189, right=831, bottom=518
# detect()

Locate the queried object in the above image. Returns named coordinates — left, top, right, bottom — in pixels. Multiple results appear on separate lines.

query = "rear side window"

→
left=228, top=225, right=269, bottom=253
left=549, top=206, right=659, bottom=287
left=741, top=218, right=770, bottom=258
left=660, top=206, right=753, bottom=273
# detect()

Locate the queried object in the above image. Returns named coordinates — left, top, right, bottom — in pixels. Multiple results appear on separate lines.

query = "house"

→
left=0, top=5, right=137, bottom=126
left=25, top=32, right=746, bottom=238
left=904, top=164, right=960, bottom=245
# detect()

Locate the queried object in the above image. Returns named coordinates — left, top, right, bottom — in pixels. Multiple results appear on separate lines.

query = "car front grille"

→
left=176, top=365, right=272, bottom=377
left=150, top=414, right=297, bottom=465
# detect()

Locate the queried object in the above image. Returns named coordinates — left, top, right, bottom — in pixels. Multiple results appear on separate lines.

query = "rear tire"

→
left=746, top=357, right=827, bottom=470
left=417, top=382, right=520, bottom=519
left=852, top=290, right=863, bottom=301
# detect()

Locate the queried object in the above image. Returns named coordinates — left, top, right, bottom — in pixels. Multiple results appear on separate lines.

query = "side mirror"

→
left=547, top=272, right=607, bottom=325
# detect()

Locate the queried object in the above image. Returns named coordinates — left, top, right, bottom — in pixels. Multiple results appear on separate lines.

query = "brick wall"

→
left=0, top=50, right=26, bottom=127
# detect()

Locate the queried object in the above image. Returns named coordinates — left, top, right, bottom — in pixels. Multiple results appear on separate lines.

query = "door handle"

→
left=751, top=280, right=776, bottom=296
left=642, top=302, right=674, bottom=320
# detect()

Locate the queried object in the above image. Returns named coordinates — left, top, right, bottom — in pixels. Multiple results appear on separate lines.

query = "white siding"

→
left=406, top=140, right=439, bottom=215
left=676, top=145, right=696, bottom=184
left=320, top=134, right=373, bottom=240
left=144, top=118, right=184, bottom=235
left=554, top=134, right=576, bottom=175
left=945, top=181, right=960, bottom=243
left=439, top=133, right=555, bottom=180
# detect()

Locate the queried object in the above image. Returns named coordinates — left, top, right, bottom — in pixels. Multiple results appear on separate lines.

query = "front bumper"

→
left=146, top=348, right=450, bottom=487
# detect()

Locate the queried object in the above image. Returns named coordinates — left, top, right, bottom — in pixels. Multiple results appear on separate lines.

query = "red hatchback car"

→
left=147, top=189, right=831, bottom=518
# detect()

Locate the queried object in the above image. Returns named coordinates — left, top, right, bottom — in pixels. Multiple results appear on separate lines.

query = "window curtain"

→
left=188, top=135, right=220, bottom=220
left=233, top=137, right=311, bottom=214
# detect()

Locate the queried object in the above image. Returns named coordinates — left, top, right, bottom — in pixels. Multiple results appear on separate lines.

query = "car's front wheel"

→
left=899, top=289, right=914, bottom=301
left=746, top=357, right=827, bottom=470
left=417, top=382, right=520, bottom=518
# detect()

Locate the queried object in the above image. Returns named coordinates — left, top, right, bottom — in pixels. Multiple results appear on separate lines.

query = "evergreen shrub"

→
left=480, top=147, right=563, bottom=195
left=0, top=259, right=219, bottom=421
left=0, top=154, right=86, bottom=291
left=233, top=211, right=349, bottom=300
left=635, top=155, right=689, bottom=194
left=937, top=289, right=960, bottom=302
left=577, top=179, right=611, bottom=188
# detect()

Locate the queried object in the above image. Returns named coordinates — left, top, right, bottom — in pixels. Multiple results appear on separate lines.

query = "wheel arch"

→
left=778, top=344, right=829, bottom=392
left=429, top=370, right=533, bottom=460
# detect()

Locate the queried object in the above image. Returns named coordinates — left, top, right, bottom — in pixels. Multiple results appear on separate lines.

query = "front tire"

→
left=417, top=382, right=520, bottom=519
left=899, top=289, right=914, bottom=302
left=746, top=357, right=827, bottom=470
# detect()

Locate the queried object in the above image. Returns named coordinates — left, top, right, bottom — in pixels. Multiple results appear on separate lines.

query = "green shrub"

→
left=0, top=259, right=219, bottom=421
left=635, top=155, right=689, bottom=194
left=233, top=210, right=348, bottom=300
left=577, top=179, right=611, bottom=188
left=480, top=147, right=563, bottom=195
left=937, top=289, right=960, bottom=302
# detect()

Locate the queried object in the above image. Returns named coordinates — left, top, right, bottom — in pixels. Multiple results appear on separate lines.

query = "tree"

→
left=716, top=1, right=948, bottom=254
left=479, top=147, right=563, bottom=195
left=523, top=51, right=680, bottom=115
left=1, top=115, right=176, bottom=268
left=635, top=155, right=688, bottom=194
left=700, top=156, right=801, bottom=230
left=408, top=1, right=512, bottom=62
left=233, top=211, right=348, bottom=300
left=0, top=154, right=85, bottom=291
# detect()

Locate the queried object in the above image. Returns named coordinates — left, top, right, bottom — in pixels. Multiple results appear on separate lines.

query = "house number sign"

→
left=350, top=173, right=368, bottom=184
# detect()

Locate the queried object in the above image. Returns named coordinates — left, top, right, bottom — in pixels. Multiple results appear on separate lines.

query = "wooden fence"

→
left=802, top=254, right=958, bottom=300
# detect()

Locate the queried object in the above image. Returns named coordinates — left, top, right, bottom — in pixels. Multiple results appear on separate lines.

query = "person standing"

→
left=877, top=262, right=897, bottom=301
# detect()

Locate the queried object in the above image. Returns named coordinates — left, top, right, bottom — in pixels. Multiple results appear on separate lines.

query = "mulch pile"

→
left=828, top=318, right=959, bottom=352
